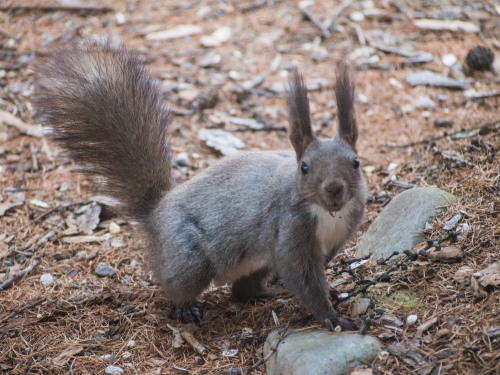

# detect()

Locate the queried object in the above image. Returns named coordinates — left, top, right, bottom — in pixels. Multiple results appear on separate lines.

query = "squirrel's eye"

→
left=353, top=158, right=360, bottom=169
left=301, top=161, right=309, bottom=174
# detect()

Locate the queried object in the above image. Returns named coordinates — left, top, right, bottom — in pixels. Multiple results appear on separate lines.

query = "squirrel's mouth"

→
left=320, top=198, right=346, bottom=213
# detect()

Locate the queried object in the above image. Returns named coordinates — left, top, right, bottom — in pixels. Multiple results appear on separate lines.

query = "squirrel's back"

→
left=33, top=42, right=173, bottom=220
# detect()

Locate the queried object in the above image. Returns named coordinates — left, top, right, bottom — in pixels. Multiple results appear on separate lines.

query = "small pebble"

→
left=417, top=96, right=436, bottom=108
left=387, top=162, right=398, bottom=172
left=406, top=314, right=418, bottom=325
left=95, top=262, right=116, bottom=277
left=349, top=11, right=365, bottom=21
left=30, top=199, right=50, bottom=208
left=115, top=13, right=126, bottom=25
left=442, top=53, right=457, bottom=67
left=357, top=93, right=369, bottom=103
left=105, top=365, right=124, bottom=374
left=338, top=292, right=349, bottom=300
left=108, top=222, right=120, bottom=234
left=127, top=340, right=136, bottom=348
left=222, top=349, right=238, bottom=357
left=121, top=351, right=132, bottom=359
left=378, top=332, right=395, bottom=340
left=40, top=273, right=55, bottom=285
left=421, top=111, right=431, bottom=118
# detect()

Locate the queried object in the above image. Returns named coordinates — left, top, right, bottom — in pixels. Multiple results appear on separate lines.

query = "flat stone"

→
left=95, top=262, right=116, bottom=277
left=406, top=70, right=468, bottom=90
left=264, top=330, right=381, bottom=375
left=356, top=187, right=456, bottom=261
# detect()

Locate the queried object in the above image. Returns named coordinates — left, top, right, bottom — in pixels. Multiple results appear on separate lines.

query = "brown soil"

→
left=0, top=0, right=498, bottom=374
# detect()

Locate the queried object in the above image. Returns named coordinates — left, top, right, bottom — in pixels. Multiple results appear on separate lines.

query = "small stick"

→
left=1, top=297, right=47, bottom=323
left=381, top=120, right=499, bottom=148
left=331, top=0, right=356, bottom=18
left=299, top=5, right=331, bottom=38
left=32, top=200, right=89, bottom=223
left=245, top=323, right=289, bottom=373
left=0, top=258, right=42, bottom=291
left=239, top=0, right=285, bottom=13
left=0, top=109, right=43, bottom=138
left=7, top=91, right=25, bottom=120
left=180, top=330, right=206, bottom=355
left=350, top=22, right=366, bottom=45
left=42, top=21, right=90, bottom=47
left=30, top=142, right=39, bottom=171
left=0, top=4, right=112, bottom=12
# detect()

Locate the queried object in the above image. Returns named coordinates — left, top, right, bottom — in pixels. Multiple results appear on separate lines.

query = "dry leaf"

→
left=470, top=275, right=488, bottom=299
left=453, top=266, right=475, bottom=284
left=52, top=345, right=84, bottom=367
left=474, top=262, right=499, bottom=288
left=0, top=202, right=22, bottom=216
left=76, top=203, right=102, bottom=234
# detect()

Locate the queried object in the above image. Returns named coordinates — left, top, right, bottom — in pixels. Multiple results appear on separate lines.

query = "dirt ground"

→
left=0, top=0, right=498, bottom=374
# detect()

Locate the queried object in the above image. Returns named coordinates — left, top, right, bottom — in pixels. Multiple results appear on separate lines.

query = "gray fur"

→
left=33, top=43, right=366, bottom=330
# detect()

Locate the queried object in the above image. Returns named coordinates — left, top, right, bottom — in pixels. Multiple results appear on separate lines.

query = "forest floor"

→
left=0, top=0, right=498, bottom=374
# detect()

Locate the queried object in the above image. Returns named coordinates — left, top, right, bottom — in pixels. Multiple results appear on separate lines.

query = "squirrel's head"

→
left=286, top=66, right=363, bottom=213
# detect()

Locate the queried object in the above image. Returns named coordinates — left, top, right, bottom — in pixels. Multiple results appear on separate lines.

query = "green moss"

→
left=379, top=289, right=423, bottom=311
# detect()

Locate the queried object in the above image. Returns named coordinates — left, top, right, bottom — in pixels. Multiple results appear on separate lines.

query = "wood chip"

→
left=417, top=317, right=438, bottom=336
left=53, top=345, right=84, bottom=367
left=414, top=19, right=480, bottom=33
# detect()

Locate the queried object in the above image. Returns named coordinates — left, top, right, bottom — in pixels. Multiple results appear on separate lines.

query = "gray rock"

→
left=264, top=329, right=381, bottom=375
left=95, top=262, right=116, bottom=277
left=356, top=187, right=456, bottom=261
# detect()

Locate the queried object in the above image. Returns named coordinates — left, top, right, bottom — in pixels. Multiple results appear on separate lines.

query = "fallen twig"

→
left=180, top=329, right=206, bottom=355
left=238, top=0, right=285, bottom=13
left=331, top=0, right=356, bottom=18
left=381, top=120, right=500, bottom=148
left=0, top=258, right=42, bottom=291
left=0, top=109, right=43, bottom=138
left=0, top=3, right=112, bottom=12
left=33, top=200, right=89, bottom=223
left=42, top=21, right=90, bottom=46
left=245, top=323, right=290, bottom=374
left=1, top=297, right=47, bottom=324
left=335, top=232, right=457, bottom=305
left=431, top=146, right=476, bottom=168
left=299, top=4, right=331, bottom=38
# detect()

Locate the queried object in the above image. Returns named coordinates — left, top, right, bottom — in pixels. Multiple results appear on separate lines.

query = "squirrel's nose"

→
left=324, top=180, right=345, bottom=200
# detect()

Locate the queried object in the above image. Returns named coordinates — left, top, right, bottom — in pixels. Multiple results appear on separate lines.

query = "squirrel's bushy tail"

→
left=33, top=42, right=172, bottom=220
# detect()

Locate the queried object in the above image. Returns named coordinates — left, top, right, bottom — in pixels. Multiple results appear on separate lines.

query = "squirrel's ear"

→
left=335, top=63, right=358, bottom=151
left=286, top=68, right=315, bottom=160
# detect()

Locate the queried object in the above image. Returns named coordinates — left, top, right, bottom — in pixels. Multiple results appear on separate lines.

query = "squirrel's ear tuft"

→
left=335, top=63, right=358, bottom=151
left=286, top=68, right=315, bottom=160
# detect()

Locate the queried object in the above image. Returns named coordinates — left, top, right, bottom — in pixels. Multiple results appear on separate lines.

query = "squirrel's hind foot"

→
left=324, top=314, right=359, bottom=332
left=172, top=303, right=202, bottom=323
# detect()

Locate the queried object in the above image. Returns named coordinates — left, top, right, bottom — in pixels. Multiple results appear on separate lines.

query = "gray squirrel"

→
left=33, top=42, right=366, bottom=331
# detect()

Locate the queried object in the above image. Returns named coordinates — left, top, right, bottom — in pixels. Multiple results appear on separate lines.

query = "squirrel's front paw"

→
left=173, top=304, right=202, bottom=323
left=324, top=314, right=359, bottom=332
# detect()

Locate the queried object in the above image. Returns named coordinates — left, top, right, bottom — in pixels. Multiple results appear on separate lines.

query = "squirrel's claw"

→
left=324, top=315, right=359, bottom=332
left=173, top=304, right=202, bottom=323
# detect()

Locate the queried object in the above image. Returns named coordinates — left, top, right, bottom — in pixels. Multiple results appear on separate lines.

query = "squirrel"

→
left=33, top=41, right=366, bottom=331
